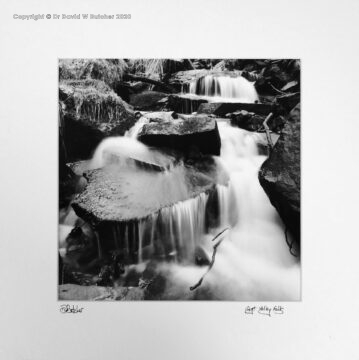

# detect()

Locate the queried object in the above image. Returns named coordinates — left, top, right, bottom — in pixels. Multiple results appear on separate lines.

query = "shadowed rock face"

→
left=138, top=117, right=221, bottom=156
left=258, top=103, right=300, bottom=249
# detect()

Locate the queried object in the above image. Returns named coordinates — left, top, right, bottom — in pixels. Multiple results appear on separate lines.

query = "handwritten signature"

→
left=60, top=304, right=84, bottom=314
left=245, top=305, right=284, bottom=317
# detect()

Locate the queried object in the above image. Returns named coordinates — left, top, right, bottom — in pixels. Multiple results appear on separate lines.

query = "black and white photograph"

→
left=58, top=59, right=301, bottom=301
left=2, top=0, right=359, bottom=358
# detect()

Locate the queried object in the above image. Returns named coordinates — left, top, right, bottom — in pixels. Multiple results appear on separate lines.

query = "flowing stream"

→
left=60, top=73, right=300, bottom=300
left=162, top=122, right=300, bottom=300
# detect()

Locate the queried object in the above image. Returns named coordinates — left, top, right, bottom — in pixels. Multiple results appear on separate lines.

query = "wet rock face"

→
left=59, top=79, right=136, bottom=161
left=167, top=94, right=208, bottom=114
left=71, top=156, right=229, bottom=264
left=138, top=117, right=221, bottom=156
left=72, top=157, right=227, bottom=225
left=258, top=103, right=300, bottom=248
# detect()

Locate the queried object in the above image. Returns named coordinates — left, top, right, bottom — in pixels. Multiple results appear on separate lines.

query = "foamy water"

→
left=161, top=123, right=300, bottom=300
left=187, top=74, right=259, bottom=103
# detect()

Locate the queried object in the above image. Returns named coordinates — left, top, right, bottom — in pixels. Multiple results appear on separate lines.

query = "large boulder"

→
left=258, top=104, right=300, bottom=250
left=138, top=116, right=221, bottom=156
left=71, top=157, right=228, bottom=263
left=59, top=79, right=136, bottom=161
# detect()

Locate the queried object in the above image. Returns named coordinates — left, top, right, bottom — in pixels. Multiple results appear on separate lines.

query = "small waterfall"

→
left=107, top=186, right=229, bottom=264
left=161, top=122, right=300, bottom=300
left=124, top=115, right=149, bottom=138
left=187, top=74, right=259, bottom=103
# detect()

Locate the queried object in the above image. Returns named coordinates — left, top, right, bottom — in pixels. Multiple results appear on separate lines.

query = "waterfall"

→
left=187, top=74, right=259, bottom=103
left=60, top=73, right=300, bottom=300
left=162, top=122, right=300, bottom=300
left=106, top=185, right=231, bottom=264
left=138, top=191, right=210, bottom=263
left=124, top=115, right=149, bottom=138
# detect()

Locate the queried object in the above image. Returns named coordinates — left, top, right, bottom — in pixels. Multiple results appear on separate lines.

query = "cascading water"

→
left=187, top=74, right=259, bottom=103
left=124, top=115, right=149, bottom=138
left=60, top=73, right=300, bottom=300
left=163, top=123, right=300, bottom=300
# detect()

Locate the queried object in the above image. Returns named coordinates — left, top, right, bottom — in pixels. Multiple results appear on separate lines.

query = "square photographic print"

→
left=58, top=59, right=300, bottom=301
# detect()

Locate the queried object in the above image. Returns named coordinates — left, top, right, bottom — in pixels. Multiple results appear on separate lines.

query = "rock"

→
left=197, top=102, right=272, bottom=116
left=59, top=79, right=136, bottom=161
left=58, top=284, right=145, bottom=301
left=71, top=157, right=228, bottom=263
left=194, top=246, right=211, bottom=266
left=112, top=81, right=133, bottom=102
left=167, top=94, right=208, bottom=114
left=67, top=160, right=91, bottom=176
left=129, top=90, right=168, bottom=111
left=64, top=223, right=99, bottom=271
left=72, top=157, right=226, bottom=225
left=142, top=111, right=178, bottom=123
left=162, top=59, right=194, bottom=77
left=59, top=284, right=107, bottom=300
left=275, top=92, right=300, bottom=114
left=229, top=110, right=265, bottom=131
left=138, top=116, right=221, bottom=156
left=114, top=287, right=145, bottom=301
left=168, top=69, right=209, bottom=92
left=229, top=110, right=285, bottom=133
left=255, top=60, right=300, bottom=95
left=258, top=104, right=300, bottom=249
left=241, top=70, right=262, bottom=82
left=141, top=261, right=167, bottom=300
left=255, top=133, right=281, bottom=155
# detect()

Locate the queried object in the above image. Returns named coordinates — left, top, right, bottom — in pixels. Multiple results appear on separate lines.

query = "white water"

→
left=124, top=115, right=149, bottom=138
left=162, top=123, right=300, bottom=300
left=89, top=135, right=173, bottom=170
left=88, top=121, right=300, bottom=300
left=137, top=191, right=210, bottom=263
left=188, top=74, right=259, bottom=103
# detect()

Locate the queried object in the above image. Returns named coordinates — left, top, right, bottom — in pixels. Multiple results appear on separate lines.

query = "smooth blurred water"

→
left=188, top=74, right=259, bottom=103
